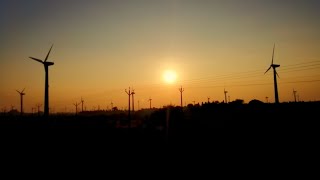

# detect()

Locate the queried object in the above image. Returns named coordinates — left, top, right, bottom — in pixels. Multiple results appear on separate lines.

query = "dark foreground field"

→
left=0, top=102, right=319, bottom=145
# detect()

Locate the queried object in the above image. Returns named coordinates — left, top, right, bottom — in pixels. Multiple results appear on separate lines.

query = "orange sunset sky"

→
left=1, top=0, right=320, bottom=112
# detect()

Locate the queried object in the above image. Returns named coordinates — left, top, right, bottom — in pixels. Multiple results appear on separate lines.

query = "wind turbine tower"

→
left=293, top=89, right=297, bottom=102
left=149, top=98, right=152, bottom=109
left=265, top=44, right=280, bottom=104
left=29, top=44, right=55, bottom=116
left=224, top=89, right=228, bottom=103
left=16, top=88, right=25, bottom=115
left=125, top=87, right=131, bottom=128
left=131, top=90, right=135, bottom=112
left=179, top=86, right=184, bottom=107
left=81, top=97, right=84, bottom=112
left=74, top=102, right=80, bottom=115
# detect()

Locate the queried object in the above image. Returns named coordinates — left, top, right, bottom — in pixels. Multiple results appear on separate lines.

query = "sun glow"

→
left=163, top=70, right=177, bottom=84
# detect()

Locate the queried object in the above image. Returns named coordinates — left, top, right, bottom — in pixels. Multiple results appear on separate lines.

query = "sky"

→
left=1, top=0, right=320, bottom=112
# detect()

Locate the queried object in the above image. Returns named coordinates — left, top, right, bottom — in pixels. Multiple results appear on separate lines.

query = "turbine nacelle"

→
left=16, top=88, right=26, bottom=95
left=44, top=62, right=54, bottom=66
left=28, top=44, right=54, bottom=66
left=272, top=64, right=280, bottom=68
left=265, top=64, right=280, bottom=74
left=265, top=44, right=280, bottom=74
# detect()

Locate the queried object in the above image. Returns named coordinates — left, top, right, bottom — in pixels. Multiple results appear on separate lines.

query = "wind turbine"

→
left=16, top=88, right=25, bottom=115
left=224, top=88, right=228, bottom=103
left=29, top=44, right=54, bottom=116
left=265, top=44, right=280, bottom=104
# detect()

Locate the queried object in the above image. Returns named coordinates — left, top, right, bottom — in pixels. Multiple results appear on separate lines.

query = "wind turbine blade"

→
left=271, top=44, right=275, bottom=64
left=276, top=71, right=280, bottom=78
left=45, top=44, right=53, bottom=62
left=16, top=90, right=21, bottom=94
left=22, top=88, right=25, bottom=93
left=29, top=57, right=44, bottom=63
left=264, top=66, right=271, bottom=74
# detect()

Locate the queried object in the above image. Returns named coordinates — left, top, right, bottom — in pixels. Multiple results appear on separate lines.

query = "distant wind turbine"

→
left=293, top=89, right=297, bottom=102
left=16, top=88, right=25, bottom=115
left=265, top=44, right=280, bottom=104
left=29, top=44, right=55, bottom=116
left=74, top=102, right=80, bottom=115
left=224, top=88, right=228, bottom=103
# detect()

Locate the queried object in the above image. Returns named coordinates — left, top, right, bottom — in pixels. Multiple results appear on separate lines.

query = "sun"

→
left=163, top=70, right=177, bottom=84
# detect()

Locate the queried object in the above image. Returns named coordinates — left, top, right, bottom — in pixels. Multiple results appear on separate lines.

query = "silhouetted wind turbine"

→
left=224, top=88, right=228, bottom=103
left=265, top=44, right=280, bottom=104
left=16, top=88, right=25, bottom=115
left=81, top=97, right=84, bottom=112
left=74, top=102, right=80, bottom=115
left=293, top=89, right=297, bottom=102
left=149, top=98, right=152, bottom=109
left=179, top=86, right=184, bottom=107
left=125, top=87, right=131, bottom=128
left=131, top=89, right=135, bottom=112
left=29, top=44, right=54, bottom=116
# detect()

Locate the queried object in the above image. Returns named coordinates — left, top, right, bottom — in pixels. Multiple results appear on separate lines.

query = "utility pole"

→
left=131, top=90, right=135, bottom=112
left=293, top=89, right=297, bottom=102
left=207, top=97, right=210, bottom=103
left=74, top=102, right=80, bottom=115
left=179, top=86, right=184, bottom=107
left=224, top=89, right=228, bottom=103
left=266, top=96, right=269, bottom=103
left=149, top=98, right=152, bottom=109
left=228, top=95, right=230, bottom=103
left=81, top=97, right=84, bottom=112
left=125, top=87, right=131, bottom=128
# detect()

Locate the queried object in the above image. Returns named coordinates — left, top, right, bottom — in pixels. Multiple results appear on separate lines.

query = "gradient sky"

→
left=1, top=0, right=320, bottom=112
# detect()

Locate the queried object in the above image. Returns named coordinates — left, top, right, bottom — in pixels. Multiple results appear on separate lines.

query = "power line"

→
left=36, top=60, right=320, bottom=107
